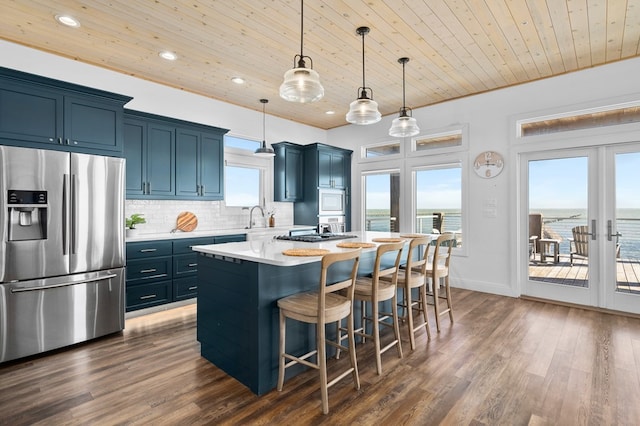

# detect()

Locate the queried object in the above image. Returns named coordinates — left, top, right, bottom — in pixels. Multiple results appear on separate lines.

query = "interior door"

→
left=521, top=145, right=640, bottom=314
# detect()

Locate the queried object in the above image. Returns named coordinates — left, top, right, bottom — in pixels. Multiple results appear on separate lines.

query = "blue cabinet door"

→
left=175, top=128, right=200, bottom=198
left=63, top=95, right=123, bottom=153
left=0, top=80, right=63, bottom=146
left=200, top=131, right=223, bottom=200
left=124, top=119, right=146, bottom=196
left=146, top=123, right=175, bottom=196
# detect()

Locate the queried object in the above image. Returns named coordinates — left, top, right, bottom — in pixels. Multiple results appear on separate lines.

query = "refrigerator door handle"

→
left=71, top=174, right=78, bottom=255
left=10, top=273, right=118, bottom=293
left=63, top=174, right=69, bottom=255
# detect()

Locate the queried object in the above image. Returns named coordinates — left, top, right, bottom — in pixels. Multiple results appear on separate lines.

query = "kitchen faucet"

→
left=248, top=205, right=265, bottom=229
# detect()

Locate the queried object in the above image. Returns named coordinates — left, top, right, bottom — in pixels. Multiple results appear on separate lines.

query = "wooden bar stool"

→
left=346, top=242, right=405, bottom=375
left=380, top=235, right=432, bottom=350
left=276, top=249, right=361, bottom=415
left=426, top=233, right=456, bottom=332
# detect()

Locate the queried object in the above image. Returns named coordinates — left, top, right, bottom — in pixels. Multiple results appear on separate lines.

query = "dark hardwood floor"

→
left=1, top=288, right=640, bottom=425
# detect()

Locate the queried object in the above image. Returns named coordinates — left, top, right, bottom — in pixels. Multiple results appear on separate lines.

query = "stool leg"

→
left=347, top=311, right=360, bottom=390
left=391, top=291, right=403, bottom=359
left=317, top=323, right=329, bottom=414
left=419, top=282, right=431, bottom=340
left=433, top=276, right=441, bottom=332
left=277, top=311, right=286, bottom=391
left=405, top=283, right=416, bottom=350
left=372, top=300, right=383, bottom=375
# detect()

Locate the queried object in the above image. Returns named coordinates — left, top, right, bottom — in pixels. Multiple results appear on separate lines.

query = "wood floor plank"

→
left=1, top=290, right=640, bottom=425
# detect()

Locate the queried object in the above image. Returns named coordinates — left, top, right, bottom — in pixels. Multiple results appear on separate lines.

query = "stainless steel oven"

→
left=318, top=188, right=346, bottom=216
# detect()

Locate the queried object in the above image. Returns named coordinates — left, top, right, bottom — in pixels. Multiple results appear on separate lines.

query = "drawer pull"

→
left=139, top=248, right=157, bottom=253
left=140, top=268, right=157, bottom=273
left=140, top=294, right=157, bottom=300
left=144, top=274, right=168, bottom=280
left=188, top=286, right=198, bottom=291
left=188, top=263, right=198, bottom=267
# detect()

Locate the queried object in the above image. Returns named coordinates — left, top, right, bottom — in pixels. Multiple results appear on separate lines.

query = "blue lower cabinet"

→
left=174, top=276, right=198, bottom=301
left=125, top=234, right=246, bottom=311
left=126, top=280, right=173, bottom=310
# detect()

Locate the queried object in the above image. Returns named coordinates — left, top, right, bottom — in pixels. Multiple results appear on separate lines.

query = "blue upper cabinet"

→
left=0, top=67, right=131, bottom=156
left=124, top=109, right=227, bottom=200
left=176, top=128, right=224, bottom=200
left=273, top=142, right=304, bottom=202
left=316, top=145, right=350, bottom=190
left=124, top=114, right=175, bottom=199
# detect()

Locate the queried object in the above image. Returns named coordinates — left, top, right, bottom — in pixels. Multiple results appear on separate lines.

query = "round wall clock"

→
left=473, top=151, right=504, bottom=178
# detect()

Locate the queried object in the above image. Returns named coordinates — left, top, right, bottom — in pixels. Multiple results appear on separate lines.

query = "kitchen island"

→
left=192, top=231, right=417, bottom=395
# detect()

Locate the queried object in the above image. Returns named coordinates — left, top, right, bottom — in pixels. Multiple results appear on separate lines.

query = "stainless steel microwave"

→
left=318, top=188, right=346, bottom=216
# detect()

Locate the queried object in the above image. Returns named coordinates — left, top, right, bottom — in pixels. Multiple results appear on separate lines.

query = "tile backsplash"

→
left=125, top=200, right=293, bottom=234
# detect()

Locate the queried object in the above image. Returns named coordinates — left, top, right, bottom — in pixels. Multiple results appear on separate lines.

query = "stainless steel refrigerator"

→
left=0, top=145, right=125, bottom=363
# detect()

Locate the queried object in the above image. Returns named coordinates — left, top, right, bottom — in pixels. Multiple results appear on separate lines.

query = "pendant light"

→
left=279, top=0, right=324, bottom=103
left=389, top=57, right=420, bottom=137
left=254, top=99, right=275, bottom=157
left=346, top=26, right=381, bottom=125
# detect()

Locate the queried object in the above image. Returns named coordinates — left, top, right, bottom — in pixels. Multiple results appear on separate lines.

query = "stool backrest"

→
left=405, top=236, right=431, bottom=275
left=371, top=242, right=405, bottom=296
left=432, top=233, right=455, bottom=273
left=318, top=249, right=362, bottom=311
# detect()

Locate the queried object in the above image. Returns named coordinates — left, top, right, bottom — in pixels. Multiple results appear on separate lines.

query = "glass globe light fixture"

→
left=389, top=57, right=420, bottom=137
left=346, top=26, right=381, bottom=125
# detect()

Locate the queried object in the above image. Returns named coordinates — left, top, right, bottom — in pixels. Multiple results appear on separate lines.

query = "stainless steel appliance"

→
left=318, top=188, right=346, bottom=216
left=0, top=146, right=125, bottom=363
left=275, top=233, right=356, bottom=243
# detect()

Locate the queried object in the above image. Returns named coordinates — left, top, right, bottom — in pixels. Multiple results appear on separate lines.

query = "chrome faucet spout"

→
left=249, top=205, right=265, bottom=229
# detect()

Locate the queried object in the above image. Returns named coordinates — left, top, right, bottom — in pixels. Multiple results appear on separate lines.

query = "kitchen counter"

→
left=192, top=230, right=399, bottom=266
left=125, top=225, right=316, bottom=243
left=194, top=231, right=430, bottom=395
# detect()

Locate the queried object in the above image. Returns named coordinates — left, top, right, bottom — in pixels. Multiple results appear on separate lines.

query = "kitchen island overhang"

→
left=192, top=231, right=428, bottom=395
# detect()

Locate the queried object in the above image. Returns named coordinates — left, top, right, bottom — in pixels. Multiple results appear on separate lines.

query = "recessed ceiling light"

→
left=325, top=111, right=335, bottom=115
left=159, top=51, right=178, bottom=61
left=55, top=14, right=80, bottom=28
left=231, top=77, right=245, bottom=84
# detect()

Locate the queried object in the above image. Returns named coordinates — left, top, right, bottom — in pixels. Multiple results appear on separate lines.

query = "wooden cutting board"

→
left=174, top=211, right=198, bottom=232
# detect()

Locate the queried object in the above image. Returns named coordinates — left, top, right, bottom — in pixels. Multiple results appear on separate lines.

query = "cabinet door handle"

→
left=188, top=286, right=198, bottom=291
left=58, top=137, right=63, bottom=144
left=139, top=248, right=157, bottom=253
left=65, top=138, right=70, bottom=145
left=140, top=268, right=157, bottom=273
left=188, top=263, right=198, bottom=267
left=200, top=184, right=205, bottom=196
left=147, top=182, right=151, bottom=194
left=140, top=294, right=157, bottom=300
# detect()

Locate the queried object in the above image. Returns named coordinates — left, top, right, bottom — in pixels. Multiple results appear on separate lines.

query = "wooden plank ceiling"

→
left=1, top=0, right=639, bottom=130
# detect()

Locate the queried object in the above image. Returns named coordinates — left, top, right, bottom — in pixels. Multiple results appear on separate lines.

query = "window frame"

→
left=223, top=145, right=273, bottom=208
left=411, top=124, right=468, bottom=157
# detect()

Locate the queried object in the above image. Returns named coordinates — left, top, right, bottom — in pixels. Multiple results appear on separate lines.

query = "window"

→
left=414, top=165, right=462, bottom=246
left=412, top=124, right=468, bottom=155
left=362, top=141, right=401, bottom=159
left=363, top=171, right=400, bottom=232
left=517, top=102, right=640, bottom=138
left=224, top=135, right=272, bottom=207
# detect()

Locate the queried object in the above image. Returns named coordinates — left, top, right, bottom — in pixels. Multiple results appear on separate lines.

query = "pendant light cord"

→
left=299, top=0, right=304, bottom=57
left=402, top=60, right=406, bottom=110
left=361, top=30, right=366, bottom=88
left=262, top=102, right=266, bottom=142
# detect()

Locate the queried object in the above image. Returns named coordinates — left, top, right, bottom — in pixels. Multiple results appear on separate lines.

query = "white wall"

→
left=328, top=56, right=640, bottom=297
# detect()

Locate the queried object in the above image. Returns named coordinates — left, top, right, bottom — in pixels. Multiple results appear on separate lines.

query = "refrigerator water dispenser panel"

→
left=7, top=190, right=48, bottom=241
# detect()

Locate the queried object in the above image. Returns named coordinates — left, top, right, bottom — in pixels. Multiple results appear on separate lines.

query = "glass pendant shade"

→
left=389, top=56, right=419, bottom=137
left=280, top=0, right=323, bottom=103
left=389, top=109, right=420, bottom=137
left=279, top=66, right=324, bottom=103
left=346, top=95, right=381, bottom=125
left=254, top=99, right=275, bottom=157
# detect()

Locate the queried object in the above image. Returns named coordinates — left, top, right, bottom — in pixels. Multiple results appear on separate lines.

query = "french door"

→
left=521, top=144, right=640, bottom=314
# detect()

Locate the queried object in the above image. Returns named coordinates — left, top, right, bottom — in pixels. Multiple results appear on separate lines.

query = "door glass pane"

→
left=415, top=167, right=462, bottom=246
left=364, top=172, right=400, bottom=231
left=528, top=157, right=589, bottom=286
left=615, top=152, right=640, bottom=294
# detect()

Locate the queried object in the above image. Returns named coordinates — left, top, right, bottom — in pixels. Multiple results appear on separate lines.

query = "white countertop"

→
left=125, top=225, right=316, bottom=243
left=192, top=231, right=432, bottom=267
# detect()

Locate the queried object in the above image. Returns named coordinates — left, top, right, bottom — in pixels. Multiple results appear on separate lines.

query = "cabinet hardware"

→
left=188, top=263, right=198, bottom=267
left=188, top=286, right=197, bottom=291
left=140, top=268, right=157, bottom=273
left=140, top=294, right=156, bottom=300
left=58, top=137, right=63, bottom=144
left=201, top=184, right=205, bottom=196
left=139, top=248, right=157, bottom=253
